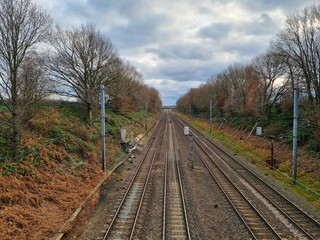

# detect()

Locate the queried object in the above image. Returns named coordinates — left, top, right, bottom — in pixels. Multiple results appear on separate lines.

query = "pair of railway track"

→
left=172, top=112, right=320, bottom=239
left=100, top=112, right=190, bottom=240
left=98, top=110, right=319, bottom=239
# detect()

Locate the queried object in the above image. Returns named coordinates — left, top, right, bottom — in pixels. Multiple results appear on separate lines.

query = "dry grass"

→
left=0, top=107, right=123, bottom=240
left=0, top=149, right=104, bottom=240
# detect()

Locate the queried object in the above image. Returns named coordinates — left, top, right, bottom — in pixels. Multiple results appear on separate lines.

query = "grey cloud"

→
left=39, top=0, right=317, bottom=105
left=199, top=22, right=233, bottom=41
left=147, top=43, right=213, bottom=61
left=162, top=96, right=178, bottom=106
left=223, top=40, right=268, bottom=60
left=90, top=0, right=153, bottom=18
left=108, top=13, right=171, bottom=49
left=199, top=13, right=276, bottom=43
left=63, top=0, right=98, bottom=21
left=240, top=0, right=315, bottom=12
left=244, top=13, right=277, bottom=36
left=160, top=66, right=207, bottom=82
left=150, top=60, right=227, bottom=82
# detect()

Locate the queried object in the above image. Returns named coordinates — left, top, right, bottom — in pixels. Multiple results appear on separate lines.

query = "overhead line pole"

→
left=101, top=85, right=106, bottom=172
left=145, top=102, right=148, bottom=132
left=210, top=99, right=213, bottom=133
left=292, top=80, right=299, bottom=182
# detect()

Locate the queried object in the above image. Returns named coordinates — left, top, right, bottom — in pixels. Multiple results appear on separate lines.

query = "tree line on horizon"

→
left=0, top=0, right=162, bottom=159
left=177, top=3, right=320, bottom=150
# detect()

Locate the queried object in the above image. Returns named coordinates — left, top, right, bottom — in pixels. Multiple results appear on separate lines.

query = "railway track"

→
left=193, top=138, right=282, bottom=239
left=171, top=114, right=280, bottom=239
left=100, top=111, right=192, bottom=240
left=96, top=110, right=319, bottom=239
left=101, top=114, right=167, bottom=240
left=172, top=112, right=320, bottom=239
left=204, top=140, right=320, bottom=239
left=162, top=113, right=191, bottom=239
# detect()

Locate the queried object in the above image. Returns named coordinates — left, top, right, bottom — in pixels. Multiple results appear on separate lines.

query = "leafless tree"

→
left=0, top=0, right=52, bottom=158
left=208, top=75, right=227, bottom=114
left=253, top=50, right=288, bottom=118
left=177, top=64, right=260, bottom=117
left=147, top=87, right=162, bottom=112
left=275, top=4, right=320, bottom=103
left=108, top=60, right=141, bottom=112
left=106, top=60, right=162, bottom=113
left=18, top=51, right=52, bottom=124
left=209, top=64, right=249, bottom=115
left=48, top=23, right=117, bottom=122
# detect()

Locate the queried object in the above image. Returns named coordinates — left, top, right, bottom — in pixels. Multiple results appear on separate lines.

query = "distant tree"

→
left=18, top=51, right=52, bottom=124
left=48, top=23, right=117, bottom=122
left=147, top=87, right=162, bottom=112
left=176, top=93, right=190, bottom=112
left=178, top=64, right=261, bottom=118
left=192, top=83, right=214, bottom=114
left=107, top=60, right=144, bottom=112
left=223, top=64, right=248, bottom=114
left=253, top=50, right=288, bottom=118
left=208, top=75, right=226, bottom=115
left=0, top=0, right=52, bottom=158
left=208, top=64, right=250, bottom=116
left=243, top=65, right=260, bottom=116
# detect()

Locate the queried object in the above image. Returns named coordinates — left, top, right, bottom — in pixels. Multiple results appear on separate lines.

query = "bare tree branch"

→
left=47, top=23, right=118, bottom=122
left=0, top=0, right=52, bottom=157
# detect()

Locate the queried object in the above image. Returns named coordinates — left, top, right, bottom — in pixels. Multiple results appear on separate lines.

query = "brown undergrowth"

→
left=0, top=106, right=130, bottom=240
left=0, top=146, right=104, bottom=239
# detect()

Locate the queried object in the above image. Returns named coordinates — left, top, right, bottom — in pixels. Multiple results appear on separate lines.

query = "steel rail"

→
left=162, top=112, right=169, bottom=240
left=176, top=113, right=320, bottom=239
left=129, top=116, right=167, bottom=239
left=172, top=113, right=280, bottom=239
left=193, top=137, right=281, bottom=239
left=171, top=115, right=192, bottom=240
left=198, top=132, right=319, bottom=239
left=102, top=114, right=166, bottom=240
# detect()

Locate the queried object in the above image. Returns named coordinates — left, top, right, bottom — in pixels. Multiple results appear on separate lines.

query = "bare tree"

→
left=177, top=64, right=260, bottom=117
left=0, top=0, right=51, bottom=158
left=275, top=4, right=320, bottom=103
left=48, top=23, right=117, bottom=122
left=108, top=60, right=142, bottom=112
left=147, top=87, right=162, bottom=112
left=208, top=75, right=227, bottom=115
left=253, top=51, right=288, bottom=118
left=212, top=64, right=249, bottom=115
left=18, top=51, right=52, bottom=124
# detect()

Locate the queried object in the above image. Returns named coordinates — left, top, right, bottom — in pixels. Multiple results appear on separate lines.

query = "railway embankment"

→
left=0, top=102, right=159, bottom=240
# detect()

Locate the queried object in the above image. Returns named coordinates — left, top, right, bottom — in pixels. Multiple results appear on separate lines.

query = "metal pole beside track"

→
left=101, top=85, right=106, bottom=172
left=210, top=99, right=212, bottom=133
left=292, top=80, right=299, bottom=182
left=145, top=101, right=148, bottom=132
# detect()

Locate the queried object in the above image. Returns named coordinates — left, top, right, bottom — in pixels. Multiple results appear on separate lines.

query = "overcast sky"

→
left=36, top=0, right=316, bottom=105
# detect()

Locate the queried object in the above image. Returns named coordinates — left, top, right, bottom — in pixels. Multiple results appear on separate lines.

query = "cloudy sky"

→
left=35, top=0, right=316, bottom=105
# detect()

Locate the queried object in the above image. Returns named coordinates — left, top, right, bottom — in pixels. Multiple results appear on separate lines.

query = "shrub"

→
left=307, top=139, right=320, bottom=152
left=46, top=127, right=93, bottom=155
